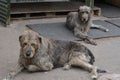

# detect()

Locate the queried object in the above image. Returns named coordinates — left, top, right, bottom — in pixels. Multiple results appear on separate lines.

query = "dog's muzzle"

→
left=26, top=50, right=31, bottom=56
left=25, top=48, right=31, bottom=57
left=82, top=18, right=86, bottom=22
left=81, top=13, right=89, bottom=23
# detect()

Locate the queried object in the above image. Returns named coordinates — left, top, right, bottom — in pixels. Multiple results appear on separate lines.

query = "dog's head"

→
left=78, top=6, right=91, bottom=23
left=19, top=30, right=41, bottom=58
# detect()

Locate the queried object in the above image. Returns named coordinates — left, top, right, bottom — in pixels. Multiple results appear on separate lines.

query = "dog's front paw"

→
left=3, top=78, right=13, bottom=80
left=3, top=74, right=14, bottom=80
left=91, top=76, right=97, bottom=80
left=63, top=64, right=71, bottom=70
left=46, top=63, right=54, bottom=70
left=85, top=38, right=97, bottom=46
left=90, top=40, right=97, bottom=46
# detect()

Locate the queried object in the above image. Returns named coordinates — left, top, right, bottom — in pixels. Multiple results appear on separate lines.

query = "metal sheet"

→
left=0, top=0, right=10, bottom=27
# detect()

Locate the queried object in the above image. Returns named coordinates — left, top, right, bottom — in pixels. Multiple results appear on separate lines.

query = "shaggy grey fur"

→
left=4, top=30, right=106, bottom=80
left=66, top=6, right=109, bottom=45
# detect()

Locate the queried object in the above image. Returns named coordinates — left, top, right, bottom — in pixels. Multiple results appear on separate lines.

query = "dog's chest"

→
left=21, top=58, right=35, bottom=68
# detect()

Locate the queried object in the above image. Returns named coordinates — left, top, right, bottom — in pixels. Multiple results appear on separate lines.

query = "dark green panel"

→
left=85, top=0, right=94, bottom=9
left=11, top=0, right=69, bottom=3
left=0, top=0, right=10, bottom=27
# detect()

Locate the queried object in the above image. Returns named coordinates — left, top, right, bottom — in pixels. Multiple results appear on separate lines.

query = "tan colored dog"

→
left=66, top=6, right=109, bottom=45
left=4, top=30, right=106, bottom=80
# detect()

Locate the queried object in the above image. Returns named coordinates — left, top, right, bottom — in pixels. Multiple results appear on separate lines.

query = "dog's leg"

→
left=63, top=64, right=71, bottom=70
left=64, top=57, right=98, bottom=80
left=81, top=24, right=91, bottom=35
left=91, top=23, right=109, bottom=32
left=37, top=61, right=54, bottom=71
left=74, top=27, right=88, bottom=39
left=3, top=63, right=24, bottom=80
left=74, top=27, right=97, bottom=45
left=27, top=65, right=40, bottom=72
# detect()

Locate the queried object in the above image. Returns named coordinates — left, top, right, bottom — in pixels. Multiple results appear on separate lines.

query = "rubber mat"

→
left=105, top=19, right=120, bottom=28
left=27, top=22, right=78, bottom=41
left=96, top=4, right=120, bottom=18
left=26, top=20, right=120, bottom=41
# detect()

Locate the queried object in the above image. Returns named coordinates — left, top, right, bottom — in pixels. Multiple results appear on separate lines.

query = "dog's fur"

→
left=66, top=6, right=109, bottom=45
left=4, top=30, right=106, bottom=80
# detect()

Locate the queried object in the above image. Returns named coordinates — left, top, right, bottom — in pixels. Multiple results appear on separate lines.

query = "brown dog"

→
left=4, top=30, right=106, bottom=80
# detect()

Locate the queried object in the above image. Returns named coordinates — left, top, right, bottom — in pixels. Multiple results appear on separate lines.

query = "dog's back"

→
left=66, top=12, right=80, bottom=30
left=47, top=39, right=95, bottom=66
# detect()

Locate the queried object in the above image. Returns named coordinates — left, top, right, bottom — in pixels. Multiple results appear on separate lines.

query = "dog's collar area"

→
left=25, top=58, right=31, bottom=65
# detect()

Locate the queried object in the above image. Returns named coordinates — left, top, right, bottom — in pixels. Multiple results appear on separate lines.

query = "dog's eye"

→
left=81, top=12, right=84, bottom=13
left=81, top=12, right=84, bottom=14
left=31, top=43, right=36, bottom=47
left=23, top=43, right=27, bottom=47
left=86, top=12, right=89, bottom=14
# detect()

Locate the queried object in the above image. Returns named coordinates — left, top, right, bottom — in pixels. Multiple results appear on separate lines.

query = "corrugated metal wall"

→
left=0, top=0, right=10, bottom=27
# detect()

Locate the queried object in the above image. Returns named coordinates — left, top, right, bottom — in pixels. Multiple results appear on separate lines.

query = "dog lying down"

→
left=4, top=30, right=106, bottom=80
left=66, top=6, right=109, bottom=45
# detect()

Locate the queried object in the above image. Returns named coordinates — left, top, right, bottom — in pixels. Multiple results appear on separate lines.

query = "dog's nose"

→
left=83, top=18, right=86, bottom=21
left=26, top=50, right=31, bottom=56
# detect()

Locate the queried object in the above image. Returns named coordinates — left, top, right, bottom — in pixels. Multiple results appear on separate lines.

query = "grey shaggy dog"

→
left=66, top=6, right=109, bottom=45
left=4, top=30, right=106, bottom=80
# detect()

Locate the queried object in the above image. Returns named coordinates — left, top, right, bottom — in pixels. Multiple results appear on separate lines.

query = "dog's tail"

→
left=85, top=48, right=107, bottom=73
left=85, top=47, right=95, bottom=65
left=97, top=68, right=107, bottom=73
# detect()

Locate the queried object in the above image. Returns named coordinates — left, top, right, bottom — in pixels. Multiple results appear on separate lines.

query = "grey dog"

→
left=4, top=30, right=106, bottom=80
left=66, top=6, right=109, bottom=45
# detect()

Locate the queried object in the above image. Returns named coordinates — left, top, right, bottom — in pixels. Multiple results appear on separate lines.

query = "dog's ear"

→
left=78, top=8, right=80, bottom=12
left=88, top=7, right=92, bottom=13
left=38, top=36, right=42, bottom=43
left=19, top=35, right=23, bottom=47
left=78, top=6, right=83, bottom=12
left=37, top=34, right=42, bottom=44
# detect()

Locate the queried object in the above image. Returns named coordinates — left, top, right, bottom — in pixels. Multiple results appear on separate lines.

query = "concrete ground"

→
left=0, top=17, right=120, bottom=80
